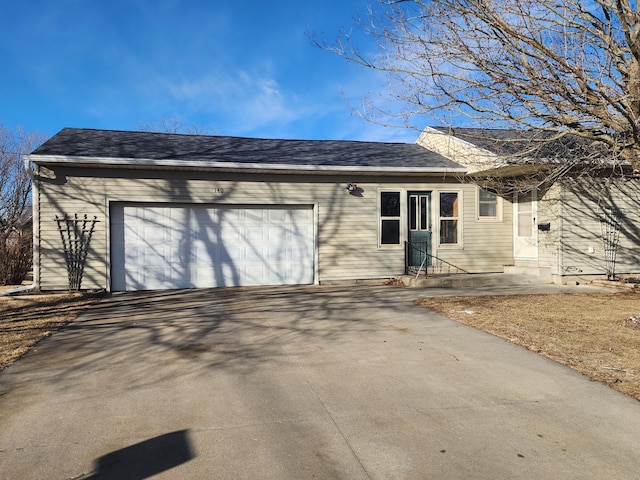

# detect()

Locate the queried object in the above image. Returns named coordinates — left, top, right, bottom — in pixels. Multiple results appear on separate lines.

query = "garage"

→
left=110, top=204, right=315, bottom=291
left=29, top=128, right=472, bottom=291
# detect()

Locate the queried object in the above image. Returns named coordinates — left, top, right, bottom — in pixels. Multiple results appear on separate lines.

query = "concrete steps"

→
left=399, top=273, right=545, bottom=288
left=588, top=278, right=640, bottom=292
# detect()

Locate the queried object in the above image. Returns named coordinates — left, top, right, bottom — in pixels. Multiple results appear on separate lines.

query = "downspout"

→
left=23, top=156, right=35, bottom=180
left=24, top=156, right=39, bottom=291
left=558, top=182, right=564, bottom=284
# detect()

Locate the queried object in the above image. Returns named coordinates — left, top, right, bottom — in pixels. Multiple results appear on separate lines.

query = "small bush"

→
left=0, top=234, right=32, bottom=285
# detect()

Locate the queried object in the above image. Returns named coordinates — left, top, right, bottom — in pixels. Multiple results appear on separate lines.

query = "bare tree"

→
left=318, top=0, right=640, bottom=180
left=0, top=125, right=47, bottom=285
left=137, top=117, right=212, bottom=135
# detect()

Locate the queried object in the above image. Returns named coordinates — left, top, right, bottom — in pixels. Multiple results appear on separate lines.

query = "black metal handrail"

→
left=405, top=240, right=429, bottom=275
left=405, top=240, right=469, bottom=277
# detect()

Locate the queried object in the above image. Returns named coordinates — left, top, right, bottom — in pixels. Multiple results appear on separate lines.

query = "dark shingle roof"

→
left=431, top=127, right=597, bottom=160
left=31, top=128, right=465, bottom=172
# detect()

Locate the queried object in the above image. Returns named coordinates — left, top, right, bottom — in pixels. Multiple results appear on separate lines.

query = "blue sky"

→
left=0, top=0, right=419, bottom=143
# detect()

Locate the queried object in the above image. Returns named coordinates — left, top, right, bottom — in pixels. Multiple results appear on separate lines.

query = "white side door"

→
left=513, top=191, right=538, bottom=259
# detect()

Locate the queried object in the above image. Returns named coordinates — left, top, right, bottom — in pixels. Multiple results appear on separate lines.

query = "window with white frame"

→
left=379, top=191, right=401, bottom=245
left=439, top=192, right=459, bottom=245
left=478, top=188, right=499, bottom=218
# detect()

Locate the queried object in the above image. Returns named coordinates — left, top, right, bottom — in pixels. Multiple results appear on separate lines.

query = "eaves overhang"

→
left=470, top=163, right=552, bottom=177
left=26, top=154, right=468, bottom=176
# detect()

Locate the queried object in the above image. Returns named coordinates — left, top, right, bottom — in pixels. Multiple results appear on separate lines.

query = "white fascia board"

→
left=26, top=154, right=468, bottom=174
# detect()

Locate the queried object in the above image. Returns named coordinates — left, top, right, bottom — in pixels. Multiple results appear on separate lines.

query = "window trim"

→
left=378, top=189, right=404, bottom=248
left=437, top=190, right=463, bottom=248
left=476, top=187, right=502, bottom=222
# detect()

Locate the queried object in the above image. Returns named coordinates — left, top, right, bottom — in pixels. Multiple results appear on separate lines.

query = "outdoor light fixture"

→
left=345, top=182, right=363, bottom=197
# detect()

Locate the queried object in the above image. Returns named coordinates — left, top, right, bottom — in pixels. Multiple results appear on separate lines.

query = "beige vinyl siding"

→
left=430, top=185, right=513, bottom=273
left=35, top=166, right=515, bottom=290
left=558, top=177, right=640, bottom=276
left=36, top=168, right=109, bottom=290
left=535, top=184, right=562, bottom=275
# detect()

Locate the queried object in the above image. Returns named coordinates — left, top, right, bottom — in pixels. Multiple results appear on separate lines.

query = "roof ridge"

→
left=29, top=127, right=467, bottom=173
left=57, top=127, right=414, bottom=146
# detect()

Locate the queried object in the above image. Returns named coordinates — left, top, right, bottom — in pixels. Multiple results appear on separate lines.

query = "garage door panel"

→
left=222, top=209, right=242, bottom=223
left=270, top=211, right=288, bottom=225
left=244, top=209, right=265, bottom=221
left=111, top=204, right=314, bottom=291
left=267, top=246, right=284, bottom=262
left=217, top=245, right=239, bottom=263
left=243, top=246, right=263, bottom=262
left=290, top=246, right=311, bottom=262
left=266, top=225, right=283, bottom=241
left=218, top=228, right=241, bottom=243
left=245, top=227, right=267, bottom=243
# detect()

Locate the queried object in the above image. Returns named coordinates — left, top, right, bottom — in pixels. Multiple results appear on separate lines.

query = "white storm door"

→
left=513, top=191, right=538, bottom=259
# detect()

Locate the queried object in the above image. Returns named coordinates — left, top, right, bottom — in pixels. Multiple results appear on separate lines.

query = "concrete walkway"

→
left=0, top=284, right=638, bottom=479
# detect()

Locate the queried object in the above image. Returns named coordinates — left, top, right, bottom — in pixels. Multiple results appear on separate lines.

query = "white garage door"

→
left=110, top=204, right=315, bottom=291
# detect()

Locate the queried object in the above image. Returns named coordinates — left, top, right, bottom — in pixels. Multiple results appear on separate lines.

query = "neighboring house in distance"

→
left=3, top=216, right=32, bottom=247
left=26, top=127, right=520, bottom=292
left=418, top=127, right=640, bottom=282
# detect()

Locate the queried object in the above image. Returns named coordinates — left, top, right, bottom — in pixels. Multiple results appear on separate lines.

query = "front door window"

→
left=408, top=192, right=432, bottom=266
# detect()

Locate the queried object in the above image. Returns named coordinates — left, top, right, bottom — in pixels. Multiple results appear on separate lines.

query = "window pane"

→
left=517, top=193, right=533, bottom=236
left=440, top=220, right=458, bottom=244
left=518, top=213, right=533, bottom=237
left=479, top=189, right=497, bottom=201
left=420, top=196, right=428, bottom=230
left=479, top=189, right=497, bottom=218
left=381, top=192, right=401, bottom=217
left=479, top=203, right=497, bottom=217
left=410, top=197, right=417, bottom=230
left=440, top=192, right=458, bottom=217
left=381, top=219, right=400, bottom=244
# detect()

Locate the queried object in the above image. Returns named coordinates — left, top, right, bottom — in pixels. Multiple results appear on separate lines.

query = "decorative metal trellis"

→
left=55, top=214, right=98, bottom=291
left=599, top=206, right=623, bottom=280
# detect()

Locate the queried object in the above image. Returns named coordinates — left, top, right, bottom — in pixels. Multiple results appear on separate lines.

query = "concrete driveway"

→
left=0, top=285, right=639, bottom=479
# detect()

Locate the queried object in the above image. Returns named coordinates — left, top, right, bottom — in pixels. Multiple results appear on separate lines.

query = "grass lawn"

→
left=417, top=291, right=640, bottom=401
left=0, top=288, right=103, bottom=369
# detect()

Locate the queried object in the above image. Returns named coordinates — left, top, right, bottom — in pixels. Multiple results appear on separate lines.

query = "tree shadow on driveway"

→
left=8, top=285, right=414, bottom=394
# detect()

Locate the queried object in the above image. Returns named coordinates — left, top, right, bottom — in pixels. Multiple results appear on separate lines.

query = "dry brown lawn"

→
left=0, top=291, right=102, bottom=370
left=417, top=292, right=640, bottom=401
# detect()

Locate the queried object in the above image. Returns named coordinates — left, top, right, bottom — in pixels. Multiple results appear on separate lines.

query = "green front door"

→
left=408, top=192, right=432, bottom=267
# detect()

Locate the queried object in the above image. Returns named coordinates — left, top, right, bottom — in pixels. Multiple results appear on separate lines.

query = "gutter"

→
left=26, top=154, right=468, bottom=175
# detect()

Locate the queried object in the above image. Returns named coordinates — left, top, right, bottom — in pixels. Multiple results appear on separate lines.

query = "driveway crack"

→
left=267, top=320, right=373, bottom=480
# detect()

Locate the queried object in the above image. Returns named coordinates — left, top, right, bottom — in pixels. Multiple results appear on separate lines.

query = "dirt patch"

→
left=0, top=292, right=104, bottom=370
left=416, top=292, right=640, bottom=401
